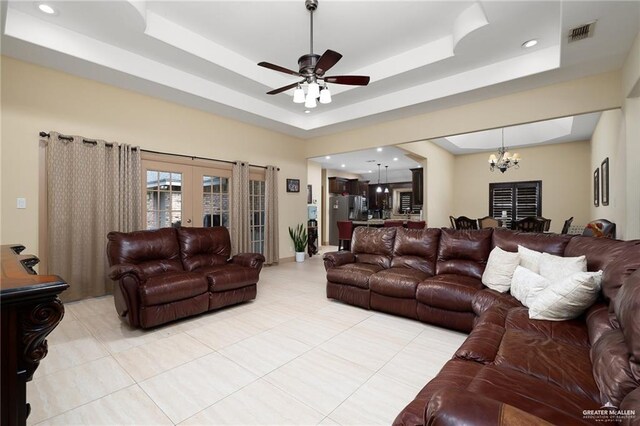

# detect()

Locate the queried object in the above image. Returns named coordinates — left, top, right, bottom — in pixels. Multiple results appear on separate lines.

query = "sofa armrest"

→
left=472, top=289, right=521, bottom=317
left=231, top=253, right=266, bottom=271
left=426, top=388, right=552, bottom=426
left=323, top=251, right=356, bottom=270
left=108, top=263, right=147, bottom=282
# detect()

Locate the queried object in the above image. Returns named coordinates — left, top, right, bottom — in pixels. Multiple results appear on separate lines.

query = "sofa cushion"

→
left=538, top=253, right=587, bottom=281
left=140, top=271, right=208, bottom=306
left=436, top=229, right=492, bottom=279
left=202, top=264, right=259, bottom=292
left=177, top=227, right=230, bottom=271
left=416, top=274, right=483, bottom=312
left=614, top=268, right=640, bottom=382
left=351, top=226, right=397, bottom=268
left=591, top=329, right=639, bottom=407
left=326, top=263, right=383, bottom=289
left=492, top=228, right=572, bottom=256
left=494, top=329, right=600, bottom=402
left=390, top=228, right=440, bottom=275
left=518, top=245, right=543, bottom=273
left=370, top=268, right=430, bottom=298
left=505, top=307, right=590, bottom=347
left=510, top=266, right=549, bottom=307
left=481, top=246, right=520, bottom=293
left=107, top=228, right=183, bottom=276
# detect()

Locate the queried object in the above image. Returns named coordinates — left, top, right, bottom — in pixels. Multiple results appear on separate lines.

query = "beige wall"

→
left=397, top=141, right=454, bottom=228
left=454, top=141, right=591, bottom=233
left=590, top=110, right=626, bottom=236
left=306, top=159, right=322, bottom=246
left=0, top=57, right=307, bottom=260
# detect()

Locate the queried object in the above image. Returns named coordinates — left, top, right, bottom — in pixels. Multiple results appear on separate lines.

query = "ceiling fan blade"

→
left=258, top=62, right=301, bottom=77
left=314, top=50, right=342, bottom=76
left=266, top=81, right=301, bottom=95
left=323, top=75, right=371, bottom=86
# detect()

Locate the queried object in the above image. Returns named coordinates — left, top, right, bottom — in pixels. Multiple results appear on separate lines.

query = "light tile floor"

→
left=28, top=248, right=467, bottom=425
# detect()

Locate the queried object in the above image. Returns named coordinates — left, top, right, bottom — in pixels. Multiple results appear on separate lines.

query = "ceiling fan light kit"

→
left=258, top=0, right=370, bottom=109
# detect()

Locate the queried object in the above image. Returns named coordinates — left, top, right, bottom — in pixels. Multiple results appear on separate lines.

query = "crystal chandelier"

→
left=488, top=128, right=521, bottom=173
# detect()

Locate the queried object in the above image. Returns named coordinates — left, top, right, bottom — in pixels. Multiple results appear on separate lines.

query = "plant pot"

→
left=295, top=252, right=305, bottom=262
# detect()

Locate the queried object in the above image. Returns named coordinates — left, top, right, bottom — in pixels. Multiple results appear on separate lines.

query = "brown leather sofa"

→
left=107, top=227, right=265, bottom=328
left=323, top=227, right=640, bottom=425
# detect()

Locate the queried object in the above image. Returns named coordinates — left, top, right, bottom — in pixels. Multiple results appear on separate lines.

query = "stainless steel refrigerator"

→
left=329, top=195, right=366, bottom=246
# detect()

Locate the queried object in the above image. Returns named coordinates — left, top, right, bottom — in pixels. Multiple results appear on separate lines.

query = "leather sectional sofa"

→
left=107, top=227, right=265, bottom=328
left=323, top=227, right=640, bottom=425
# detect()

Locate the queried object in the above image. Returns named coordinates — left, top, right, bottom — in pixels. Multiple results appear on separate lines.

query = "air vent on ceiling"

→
left=365, top=160, right=377, bottom=163
left=568, top=21, right=596, bottom=43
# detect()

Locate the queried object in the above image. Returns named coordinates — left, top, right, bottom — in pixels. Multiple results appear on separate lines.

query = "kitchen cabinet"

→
left=411, top=167, right=424, bottom=207
left=328, top=177, right=349, bottom=194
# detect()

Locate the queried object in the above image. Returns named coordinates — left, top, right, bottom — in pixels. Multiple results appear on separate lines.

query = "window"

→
left=399, top=192, right=413, bottom=213
left=202, top=175, right=230, bottom=228
left=146, top=170, right=183, bottom=229
left=250, top=180, right=265, bottom=254
left=489, top=181, right=542, bottom=229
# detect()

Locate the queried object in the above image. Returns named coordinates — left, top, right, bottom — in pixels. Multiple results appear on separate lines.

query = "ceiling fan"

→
left=257, top=0, right=370, bottom=108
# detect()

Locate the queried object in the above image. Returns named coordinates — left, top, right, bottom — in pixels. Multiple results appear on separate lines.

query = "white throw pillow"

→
left=482, top=247, right=520, bottom=293
left=518, top=245, right=543, bottom=274
left=538, top=252, right=587, bottom=281
left=528, top=270, right=603, bottom=321
left=510, top=266, right=551, bottom=307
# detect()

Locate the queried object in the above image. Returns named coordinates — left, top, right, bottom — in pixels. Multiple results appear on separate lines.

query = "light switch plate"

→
left=17, top=198, right=26, bottom=209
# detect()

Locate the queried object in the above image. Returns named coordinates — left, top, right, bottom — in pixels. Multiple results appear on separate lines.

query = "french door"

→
left=142, top=159, right=231, bottom=230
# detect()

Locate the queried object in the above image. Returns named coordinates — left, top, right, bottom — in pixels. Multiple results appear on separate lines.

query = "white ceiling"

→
left=1, top=1, right=638, bottom=140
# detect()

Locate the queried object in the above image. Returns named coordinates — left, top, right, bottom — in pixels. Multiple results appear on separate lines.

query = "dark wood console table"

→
left=1, top=244, right=68, bottom=426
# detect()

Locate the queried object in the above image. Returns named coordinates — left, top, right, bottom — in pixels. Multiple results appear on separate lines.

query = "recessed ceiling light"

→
left=304, top=110, right=311, bottom=114
left=393, top=157, right=398, bottom=161
left=325, top=156, right=331, bottom=160
left=522, top=39, right=538, bottom=48
left=368, top=170, right=372, bottom=173
left=341, top=164, right=346, bottom=168
left=376, top=147, right=383, bottom=152
left=38, top=3, right=57, bottom=14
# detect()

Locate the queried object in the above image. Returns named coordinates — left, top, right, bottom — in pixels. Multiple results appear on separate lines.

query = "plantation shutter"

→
left=399, top=192, right=412, bottom=212
left=489, top=181, right=541, bottom=229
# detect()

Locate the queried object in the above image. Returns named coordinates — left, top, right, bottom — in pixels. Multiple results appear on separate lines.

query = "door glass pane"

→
left=249, top=180, right=266, bottom=254
left=202, top=174, right=230, bottom=228
left=145, top=169, right=182, bottom=230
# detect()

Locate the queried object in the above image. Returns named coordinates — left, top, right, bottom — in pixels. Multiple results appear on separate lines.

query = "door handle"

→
left=186, top=218, right=192, bottom=224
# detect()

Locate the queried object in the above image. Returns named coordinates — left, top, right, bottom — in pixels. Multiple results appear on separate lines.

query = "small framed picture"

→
left=287, top=178, right=300, bottom=193
left=593, top=168, right=600, bottom=207
left=601, top=157, right=609, bottom=206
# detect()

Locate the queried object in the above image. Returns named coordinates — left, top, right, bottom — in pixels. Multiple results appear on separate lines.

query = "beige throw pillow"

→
left=482, top=246, right=520, bottom=293
left=510, top=266, right=551, bottom=307
left=518, top=245, right=542, bottom=273
left=528, top=270, right=603, bottom=321
left=538, top=252, right=587, bottom=281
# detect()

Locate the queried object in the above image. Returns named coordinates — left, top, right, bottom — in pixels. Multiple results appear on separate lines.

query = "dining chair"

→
left=449, top=216, right=457, bottom=229
left=453, top=216, right=478, bottom=230
left=539, top=216, right=551, bottom=232
left=407, top=221, right=426, bottom=229
left=336, top=221, right=354, bottom=251
left=582, top=219, right=616, bottom=239
left=477, top=216, right=500, bottom=229
left=515, top=216, right=546, bottom=233
left=561, top=217, right=574, bottom=234
left=383, top=220, right=404, bottom=228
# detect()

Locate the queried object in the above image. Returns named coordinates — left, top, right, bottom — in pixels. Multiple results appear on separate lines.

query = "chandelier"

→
left=293, top=81, right=331, bottom=108
left=488, top=128, right=521, bottom=173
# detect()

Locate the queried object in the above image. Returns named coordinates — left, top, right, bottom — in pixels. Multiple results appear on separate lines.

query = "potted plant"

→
left=288, top=223, right=308, bottom=262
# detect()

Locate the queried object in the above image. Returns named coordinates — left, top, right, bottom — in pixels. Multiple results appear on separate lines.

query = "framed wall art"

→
left=601, top=157, right=609, bottom=206
left=593, top=168, right=600, bottom=207
left=286, top=178, right=300, bottom=193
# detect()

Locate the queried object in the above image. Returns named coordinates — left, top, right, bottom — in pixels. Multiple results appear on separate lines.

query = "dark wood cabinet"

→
left=1, top=244, right=68, bottom=426
left=347, top=179, right=359, bottom=195
left=357, top=180, right=369, bottom=197
left=411, top=167, right=424, bottom=207
left=328, top=177, right=348, bottom=194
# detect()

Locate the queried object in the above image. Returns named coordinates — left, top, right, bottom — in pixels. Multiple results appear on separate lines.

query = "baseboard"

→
left=279, top=256, right=295, bottom=263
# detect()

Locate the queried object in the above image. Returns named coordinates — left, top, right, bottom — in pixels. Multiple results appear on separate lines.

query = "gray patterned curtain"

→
left=264, top=166, right=279, bottom=264
left=45, top=132, right=141, bottom=301
left=230, top=161, right=250, bottom=255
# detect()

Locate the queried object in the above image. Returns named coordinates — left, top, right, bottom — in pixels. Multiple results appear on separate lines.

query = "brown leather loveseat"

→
left=107, top=226, right=264, bottom=328
left=323, top=226, right=640, bottom=425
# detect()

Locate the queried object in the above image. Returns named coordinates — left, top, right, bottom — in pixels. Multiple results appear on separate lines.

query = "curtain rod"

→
left=39, top=132, right=279, bottom=171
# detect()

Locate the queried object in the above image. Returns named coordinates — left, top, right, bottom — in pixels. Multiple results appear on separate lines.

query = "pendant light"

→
left=376, top=163, right=382, bottom=193
left=384, top=165, right=389, bottom=193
